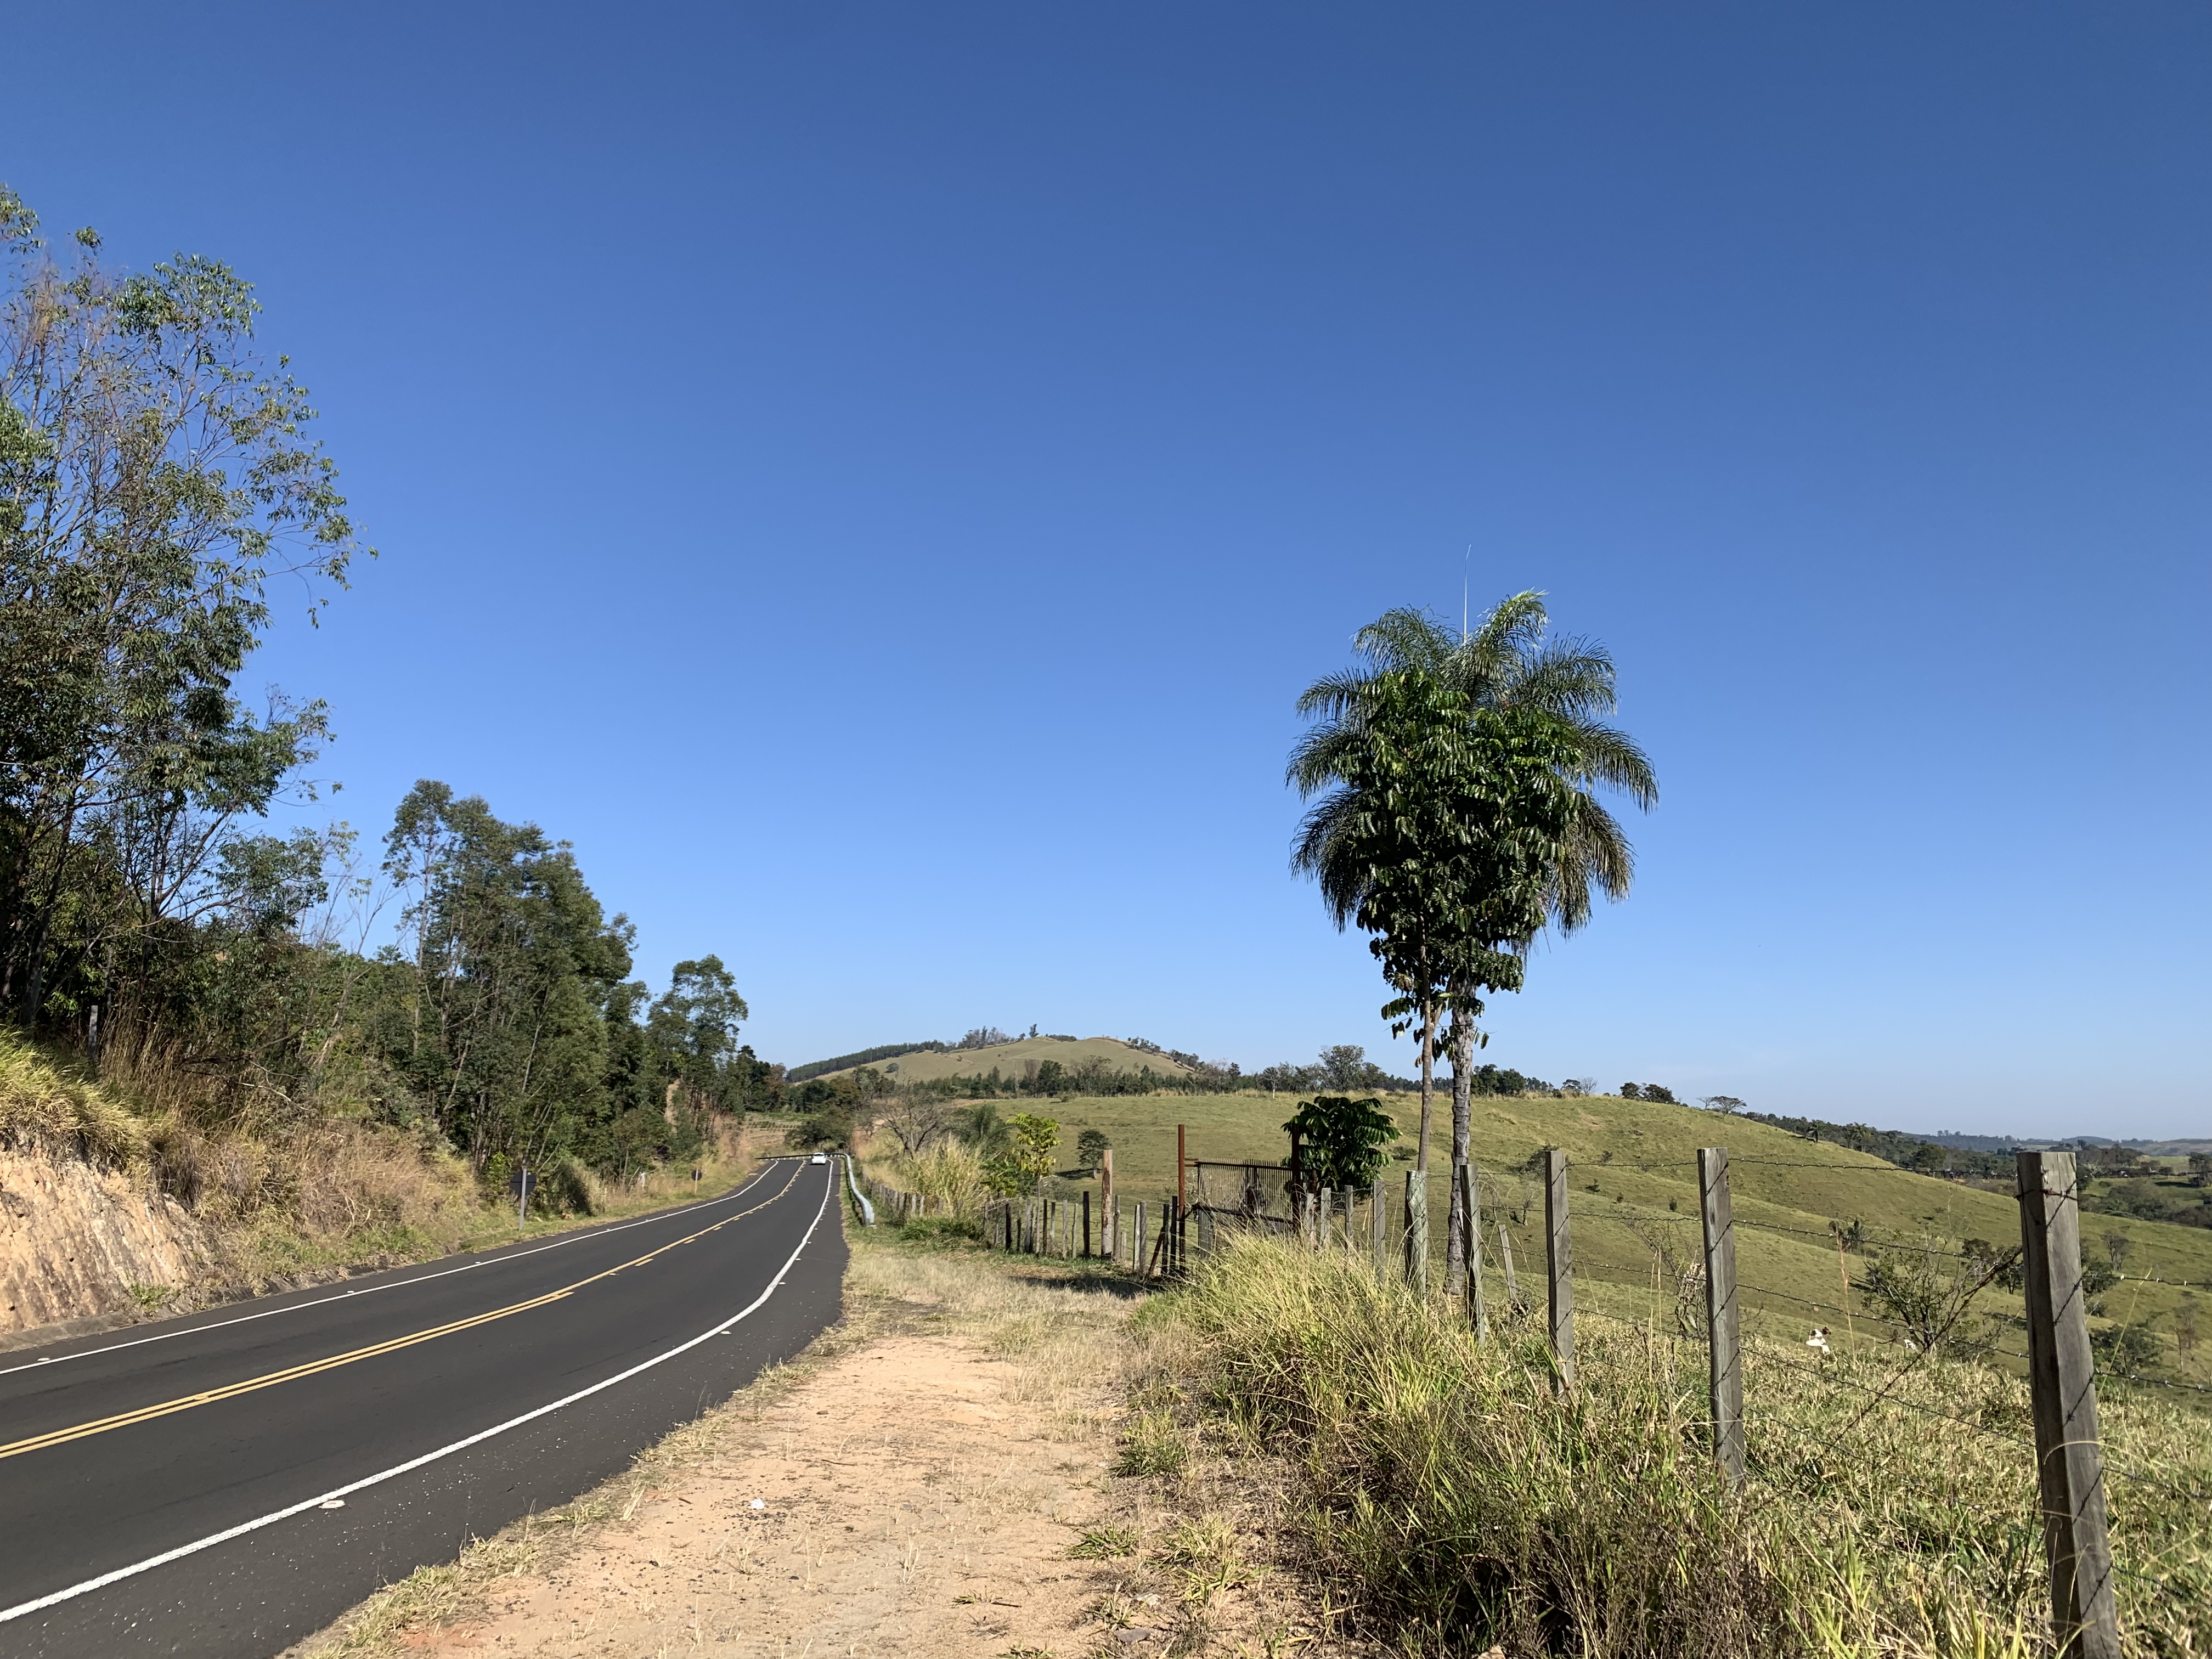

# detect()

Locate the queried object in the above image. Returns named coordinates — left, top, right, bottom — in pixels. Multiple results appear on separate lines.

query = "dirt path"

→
left=293, top=1241, right=1191, bottom=1659
left=402, top=1327, right=1113, bottom=1656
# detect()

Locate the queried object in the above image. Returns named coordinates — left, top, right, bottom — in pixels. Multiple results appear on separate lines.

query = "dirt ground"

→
left=391, top=1328, right=1114, bottom=1656
left=297, top=1242, right=1314, bottom=1659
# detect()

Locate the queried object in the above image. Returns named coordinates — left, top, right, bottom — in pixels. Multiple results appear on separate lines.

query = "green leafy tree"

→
left=0, top=188, right=365, bottom=1032
left=1291, top=595, right=1652, bottom=1291
left=1282, top=1096, right=1400, bottom=1192
left=646, top=955, right=749, bottom=1110
left=1007, top=1112, right=1059, bottom=1186
left=1075, top=1127, right=1110, bottom=1175
left=1290, top=663, right=1575, bottom=1284
left=380, top=782, right=633, bottom=1175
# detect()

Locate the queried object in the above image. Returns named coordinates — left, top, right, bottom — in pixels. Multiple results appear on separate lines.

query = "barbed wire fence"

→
left=853, top=1127, right=2203, bottom=1651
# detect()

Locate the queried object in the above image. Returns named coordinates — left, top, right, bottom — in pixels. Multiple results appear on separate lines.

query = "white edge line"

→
left=0, top=1161, right=838, bottom=1628
left=0, top=1163, right=794, bottom=1381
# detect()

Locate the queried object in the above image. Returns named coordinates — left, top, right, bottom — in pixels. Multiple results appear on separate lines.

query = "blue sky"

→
left=5, top=4, right=2207, bottom=1136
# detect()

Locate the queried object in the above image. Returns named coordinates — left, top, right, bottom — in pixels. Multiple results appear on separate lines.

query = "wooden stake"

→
left=1498, top=1222, right=1519, bottom=1308
left=1369, top=1177, right=1388, bottom=1275
left=1405, top=1172, right=1430, bottom=1293
left=1698, top=1146, right=1745, bottom=1485
left=1543, top=1149, right=1575, bottom=1389
left=1134, top=1201, right=1147, bottom=1275
left=1101, top=1148, right=1116, bottom=1263
left=1404, top=1171, right=1427, bottom=1290
left=1083, top=1189, right=1092, bottom=1259
left=2017, top=1150, right=2120, bottom=1659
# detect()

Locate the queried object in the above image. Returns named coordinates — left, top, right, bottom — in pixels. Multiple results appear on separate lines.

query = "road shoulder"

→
left=290, top=1230, right=1341, bottom=1659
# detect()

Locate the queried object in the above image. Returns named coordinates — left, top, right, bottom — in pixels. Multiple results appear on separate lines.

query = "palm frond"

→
left=1293, top=668, right=1379, bottom=723
left=1352, top=607, right=1456, bottom=675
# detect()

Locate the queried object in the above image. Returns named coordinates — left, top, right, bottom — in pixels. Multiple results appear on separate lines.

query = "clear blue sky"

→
left=6, top=5, right=2207, bottom=1137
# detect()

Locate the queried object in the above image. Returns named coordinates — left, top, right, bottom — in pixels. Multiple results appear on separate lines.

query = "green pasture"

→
left=1018, top=1087, right=2212, bottom=1383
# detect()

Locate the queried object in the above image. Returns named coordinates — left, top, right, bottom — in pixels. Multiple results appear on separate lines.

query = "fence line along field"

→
left=930, top=1086, right=2212, bottom=1376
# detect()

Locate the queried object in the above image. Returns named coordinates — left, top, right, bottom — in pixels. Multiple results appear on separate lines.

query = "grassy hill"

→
left=826, top=1035, right=1201, bottom=1087
left=993, top=1087, right=2212, bottom=1380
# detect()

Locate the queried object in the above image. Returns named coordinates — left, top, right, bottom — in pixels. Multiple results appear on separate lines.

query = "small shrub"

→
left=2091, top=1322, right=2161, bottom=1375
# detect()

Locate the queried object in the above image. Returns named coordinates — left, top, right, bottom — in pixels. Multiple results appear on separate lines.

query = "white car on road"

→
left=809, top=1153, right=829, bottom=1165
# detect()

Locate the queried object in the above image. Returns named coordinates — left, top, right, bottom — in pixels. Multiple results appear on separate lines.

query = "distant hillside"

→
left=910, top=1086, right=2212, bottom=1378
left=822, top=1034, right=1202, bottom=1087
left=787, top=1042, right=945, bottom=1084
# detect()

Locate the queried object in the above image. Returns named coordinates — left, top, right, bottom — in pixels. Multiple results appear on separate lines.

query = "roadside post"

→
left=1101, top=1148, right=1116, bottom=1263
left=1543, top=1148, right=1574, bottom=1389
left=1177, top=1124, right=1188, bottom=1276
left=1369, top=1177, right=1388, bottom=1276
left=2017, top=1150, right=2120, bottom=1659
left=1698, top=1147, right=1745, bottom=1485
left=1403, top=1171, right=1426, bottom=1289
left=1460, top=1162, right=1487, bottom=1341
left=508, top=1166, right=534, bottom=1232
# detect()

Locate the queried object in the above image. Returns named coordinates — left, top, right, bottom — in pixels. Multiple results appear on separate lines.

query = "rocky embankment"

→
left=0, top=1144, right=208, bottom=1338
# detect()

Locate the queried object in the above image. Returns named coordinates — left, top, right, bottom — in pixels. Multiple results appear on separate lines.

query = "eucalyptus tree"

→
left=382, top=782, right=634, bottom=1174
left=0, top=188, right=364, bottom=1032
left=1291, top=592, right=1654, bottom=1290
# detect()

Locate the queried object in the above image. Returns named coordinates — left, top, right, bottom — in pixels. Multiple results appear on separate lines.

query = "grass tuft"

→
left=1066, top=1523, right=1141, bottom=1559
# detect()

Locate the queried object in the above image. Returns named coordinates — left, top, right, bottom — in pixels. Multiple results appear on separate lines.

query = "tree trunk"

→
left=1446, top=1011, right=1475, bottom=1297
left=1410, top=997, right=1437, bottom=1291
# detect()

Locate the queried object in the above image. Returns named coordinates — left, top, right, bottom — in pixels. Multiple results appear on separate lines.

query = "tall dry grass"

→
left=878, top=1137, right=995, bottom=1223
left=0, top=1037, right=148, bottom=1168
left=1151, top=1232, right=2208, bottom=1659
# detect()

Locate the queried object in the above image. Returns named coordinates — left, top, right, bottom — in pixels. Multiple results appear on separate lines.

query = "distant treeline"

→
left=1743, top=1111, right=2022, bottom=1180
left=787, top=1042, right=945, bottom=1084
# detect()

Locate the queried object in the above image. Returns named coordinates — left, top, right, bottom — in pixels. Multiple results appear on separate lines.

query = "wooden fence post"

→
left=1101, top=1148, right=1116, bottom=1264
left=1083, top=1189, right=1092, bottom=1259
left=1319, top=1187, right=1333, bottom=1250
left=1177, top=1123, right=1188, bottom=1227
left=1497, top=1221, right=1519, bottom=1309
left=1543, top=1148, right=1575, bottom=1389
left=1698, top=1146, right=1745, bottom=1486
left=1134, top=1201, right=1147, bottom=1275
left=2018, top=1150, right=2120, bottom=1659
left=1369, top=1177, right=1389, bottom=1275
left=1460, top=1162, right=1487, bottom=1340
left=1403, top=1171, right=1427, bottom=1290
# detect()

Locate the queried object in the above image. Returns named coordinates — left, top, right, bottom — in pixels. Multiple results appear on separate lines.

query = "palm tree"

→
left=1290, top=592, right=1655, bottom=1291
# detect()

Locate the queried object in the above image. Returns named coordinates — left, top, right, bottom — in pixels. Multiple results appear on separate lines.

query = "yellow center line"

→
left=0, top=1159, right=811, bottom=1464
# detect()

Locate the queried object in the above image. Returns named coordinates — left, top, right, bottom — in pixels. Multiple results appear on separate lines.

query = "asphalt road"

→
left=0, top=1154, right=848, bottom=1658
